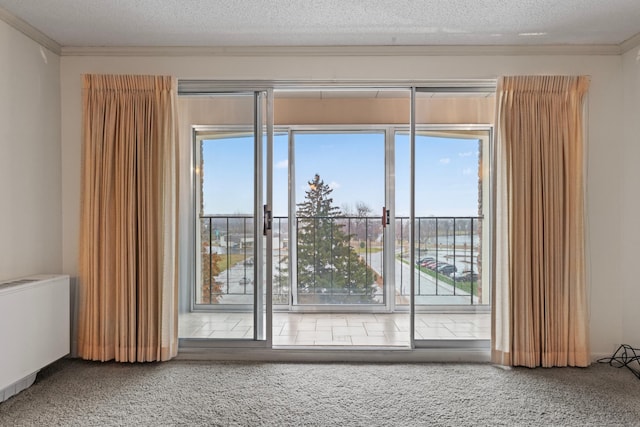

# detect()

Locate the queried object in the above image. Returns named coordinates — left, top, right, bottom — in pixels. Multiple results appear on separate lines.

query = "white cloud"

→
left=275, top=159, right=288, bottom=169
left=439, top=158, right=451, bottom=164
left=462, top=168, right=473, bottom=176
left=458, top=151, right=473, bottom=157
left=329, top=181, right=341, bottom=190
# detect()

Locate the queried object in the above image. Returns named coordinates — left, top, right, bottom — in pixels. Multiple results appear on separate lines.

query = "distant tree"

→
left=354, top=201, right=373, bottom=242
left=273, top=254, right=289, bottom=305
left=201, top=241, right=223, bottom=304
left=355, top=201, right=373, bottom=217
left=296, top=174, right=378, bottom=303
left=199, top=141, right=223, bottom=304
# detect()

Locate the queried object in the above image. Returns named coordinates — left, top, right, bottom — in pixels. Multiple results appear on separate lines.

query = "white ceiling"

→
left=0, top=0, right=639, bottom=49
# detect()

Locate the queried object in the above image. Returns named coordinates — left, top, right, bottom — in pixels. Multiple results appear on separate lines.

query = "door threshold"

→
left=272, top=344, right=411, bottom=351
left=177, top=346, right=491, bottom=363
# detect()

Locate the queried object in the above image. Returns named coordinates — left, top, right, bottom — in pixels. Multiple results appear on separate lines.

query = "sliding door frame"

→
left=411, top=86, right=494, bottom=349
left=286, top=126, right=391, bottom=313
left=183, top=90, right=273, bottom=349
left=178, top=79, right=495, bottom=357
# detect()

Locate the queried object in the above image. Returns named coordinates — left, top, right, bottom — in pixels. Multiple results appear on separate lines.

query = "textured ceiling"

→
left=0, top=0, right=639, bottom=48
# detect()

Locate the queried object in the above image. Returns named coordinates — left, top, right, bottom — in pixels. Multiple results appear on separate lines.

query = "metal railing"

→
left=198, top=215, right=483, bottom=305
left=198, top=215, right=255, bottom=305
left=395, top=216, right=482, bottom=305
left=294, top=216, right=384, bottom=305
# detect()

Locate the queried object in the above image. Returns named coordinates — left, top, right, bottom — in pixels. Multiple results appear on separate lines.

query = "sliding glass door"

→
left=410, top=88, right=492, bottom=345
left=190, top=91, right=270, bottom=342
left=179, top=82, right=493, bottom=351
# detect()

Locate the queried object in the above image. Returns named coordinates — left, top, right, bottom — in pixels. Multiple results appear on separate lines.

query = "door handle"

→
left=263, top=204, right=272, bottom=236
left=382, top=207, right=390, bottom=228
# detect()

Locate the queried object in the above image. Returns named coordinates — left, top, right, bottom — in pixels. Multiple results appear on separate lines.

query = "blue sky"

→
left=202, top=132, right=480, bottom=217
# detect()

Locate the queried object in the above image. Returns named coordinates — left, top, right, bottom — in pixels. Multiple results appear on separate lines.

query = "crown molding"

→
left=60, top=43, right=623, bottom=57
left=0, top=6, right=61, bottom=55
left=620, top=32, right=640, bottom=54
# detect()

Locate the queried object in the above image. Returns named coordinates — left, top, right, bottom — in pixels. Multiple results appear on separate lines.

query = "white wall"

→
left=60, top=51, right=625, bottom=357
left=621, top=48, right=640, bottom=347
left=0, top=20, right=61, bottom=281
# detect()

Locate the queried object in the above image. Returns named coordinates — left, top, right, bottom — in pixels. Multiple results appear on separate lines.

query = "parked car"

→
left=238, top=277, right=253, bottom=285
left=437, top=264, right=457, bottom=276
left=424, top=260, right=440, bottom=269
left=455, top=271, right=478, bottom=282
left=432, top=261, right=448, bottom=270
left=417, top=256, right=435, bottom=265
left=465, top=272, right=478, bottom=282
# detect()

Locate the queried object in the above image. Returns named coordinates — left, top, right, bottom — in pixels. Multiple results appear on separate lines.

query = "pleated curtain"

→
left=78, top=74, right=179, bottom=362
left=492, top=75, right=590, bottom=368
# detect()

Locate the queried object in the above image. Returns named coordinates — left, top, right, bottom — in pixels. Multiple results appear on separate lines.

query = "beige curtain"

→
left=78, top=74, right=179, bottom=362
left=492, top=75, right=590, bottom=368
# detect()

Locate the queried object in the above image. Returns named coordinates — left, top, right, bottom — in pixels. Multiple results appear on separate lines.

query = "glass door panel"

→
left=411, top=89, right=492, bottom=343
left=191, top=92, right=268, bottom=341
left=413, top=135, right=482, bottom=304
left=410, top=128, right=490, bottom=341
left=291, top=131, right=386, bottom=307
left=396, top=131, right=484, bottom=306
left=199, top=134, right=255, bottom=306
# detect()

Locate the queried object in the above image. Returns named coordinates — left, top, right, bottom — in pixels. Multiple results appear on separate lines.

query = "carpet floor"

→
left=0, top=358, right=639, bottom=426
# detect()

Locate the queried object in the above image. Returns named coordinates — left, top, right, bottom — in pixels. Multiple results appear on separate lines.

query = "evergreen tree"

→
left=296, top=174, right=378, bottom=303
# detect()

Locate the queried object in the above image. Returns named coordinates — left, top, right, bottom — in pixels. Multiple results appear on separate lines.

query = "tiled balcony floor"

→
left=179, top=311, right=490, bottom=346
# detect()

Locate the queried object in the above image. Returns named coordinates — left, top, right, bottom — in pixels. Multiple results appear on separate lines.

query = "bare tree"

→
left=354, top=201, right=373, bottom=242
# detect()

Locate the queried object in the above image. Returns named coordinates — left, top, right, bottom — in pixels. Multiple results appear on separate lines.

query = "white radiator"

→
left=0, top=274, right=70, bottom=402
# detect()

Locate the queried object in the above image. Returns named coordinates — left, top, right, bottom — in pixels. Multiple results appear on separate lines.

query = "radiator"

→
left=0, top=274, right=70, bottom=402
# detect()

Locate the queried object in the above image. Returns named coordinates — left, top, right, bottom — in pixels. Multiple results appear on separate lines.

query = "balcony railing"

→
left=198, top=215, right=483, bottom=306
left=294, top=216, right=385, bottom=305
left=396, top=216, right=483, bottom=305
